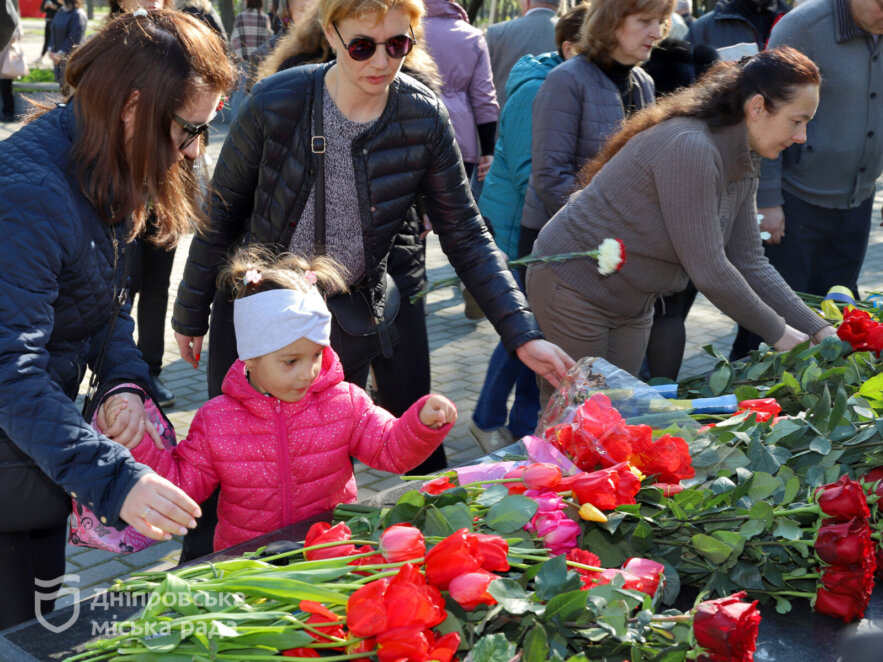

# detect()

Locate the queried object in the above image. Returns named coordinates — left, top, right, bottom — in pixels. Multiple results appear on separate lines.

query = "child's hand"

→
left=98, top=395, right=128, bottom=433
left=419, top=395, right=457, bottom=429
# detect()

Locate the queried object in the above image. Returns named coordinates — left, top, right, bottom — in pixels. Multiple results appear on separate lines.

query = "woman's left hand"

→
left=97, top=392, right=164, bottom=451
left=811, top=325, right=837, bottom=345
left=517, top=339, right=575, bottom=388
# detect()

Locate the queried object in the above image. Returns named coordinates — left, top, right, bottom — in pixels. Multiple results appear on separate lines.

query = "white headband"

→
left=234, top=288, right=332, bottom=360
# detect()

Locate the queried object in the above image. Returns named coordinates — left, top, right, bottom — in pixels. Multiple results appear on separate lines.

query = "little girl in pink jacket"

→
left=105, top=249, right=456, bottom=551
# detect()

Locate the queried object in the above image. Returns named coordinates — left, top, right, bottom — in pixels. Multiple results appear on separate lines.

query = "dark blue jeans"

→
left=471, top=270, right=540, bottom=437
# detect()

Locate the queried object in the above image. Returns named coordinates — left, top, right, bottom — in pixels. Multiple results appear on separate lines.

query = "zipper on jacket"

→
left=274, top=400, right=292, bottom=526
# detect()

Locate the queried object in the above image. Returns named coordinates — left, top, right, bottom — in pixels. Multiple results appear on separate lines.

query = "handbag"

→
left=311, top=68, right=400, bottom=366
left=0, top=38, right=28, bottom=80
left=69, top=384, right=177, bottom=553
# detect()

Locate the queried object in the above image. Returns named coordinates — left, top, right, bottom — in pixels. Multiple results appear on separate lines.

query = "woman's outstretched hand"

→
left=517, top=339, right=575, bottom=388
left=175, top=331, right=203, bottom=369
left=120, top=473, right=201, bottom=541
left=773, top=324, right=810, bottom=352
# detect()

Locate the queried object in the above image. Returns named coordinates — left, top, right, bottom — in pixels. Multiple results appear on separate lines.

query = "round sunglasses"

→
left=333, top=22, right=417, bottom=62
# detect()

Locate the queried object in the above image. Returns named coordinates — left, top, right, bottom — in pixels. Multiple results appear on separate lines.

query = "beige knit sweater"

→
left=532, top=117, right=829, bottom=344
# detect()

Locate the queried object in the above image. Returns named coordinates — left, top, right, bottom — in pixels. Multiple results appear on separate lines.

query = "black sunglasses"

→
left=172, top=114, right=211, bottom=151
left=333, top=23, right=416, bottom=62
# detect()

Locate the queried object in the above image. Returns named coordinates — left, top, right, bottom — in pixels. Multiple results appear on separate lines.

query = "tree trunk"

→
left=85, top=0, right=93, bottom=20
left=218, top=0, right=234, bottom=36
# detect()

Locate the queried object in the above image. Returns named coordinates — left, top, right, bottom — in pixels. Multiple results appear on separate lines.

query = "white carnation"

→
left=597, top=238, right=624, bottom=276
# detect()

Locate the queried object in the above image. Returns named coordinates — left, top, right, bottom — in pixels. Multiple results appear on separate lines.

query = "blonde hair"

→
left=318, top=0, right=423, bottom=29
left=579, top=0, right=676, bottom=67
left=220, top=245, right=349, bottom=301
left=258, top=0, right=439, bottom=90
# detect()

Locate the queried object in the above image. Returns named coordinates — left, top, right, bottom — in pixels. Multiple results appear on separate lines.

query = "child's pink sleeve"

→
left=131, top=407, right=220, bottom=504
left=347, top=387, right=454, bottom=474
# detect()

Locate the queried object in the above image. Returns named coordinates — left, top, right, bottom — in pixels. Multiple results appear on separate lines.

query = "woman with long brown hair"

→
left=526, top=46, right=836, bottom=404
left=0, top=11, right=234, bottom=628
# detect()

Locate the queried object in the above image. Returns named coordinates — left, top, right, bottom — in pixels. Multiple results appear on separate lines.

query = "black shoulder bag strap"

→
left=82, top=223, right=128, bottom=418
left=311, top=67, right=396, bottom=359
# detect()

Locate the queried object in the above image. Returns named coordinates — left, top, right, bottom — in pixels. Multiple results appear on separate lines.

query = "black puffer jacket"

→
left=174, top=62, right=542, bottom=352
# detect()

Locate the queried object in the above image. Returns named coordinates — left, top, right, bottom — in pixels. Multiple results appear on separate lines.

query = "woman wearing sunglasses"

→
left=172, top=0, right=572, bottom=484
left=0, top=11, right=234, bottom=628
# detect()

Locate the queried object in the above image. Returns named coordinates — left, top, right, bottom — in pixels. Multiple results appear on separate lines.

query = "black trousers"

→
left=1, top=79, right=14, bottom=117
left=730, top=190, right=873, bottom=360
left=0, top=444, right=72, bottom=630
left=182, top=285, right=439, bottom=562
left=129, top=237, right=177, bottom=374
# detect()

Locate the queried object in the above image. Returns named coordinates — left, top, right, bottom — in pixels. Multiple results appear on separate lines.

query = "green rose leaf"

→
left=782, top=371, right=800, bottom=393
left=748, top=438, right=790, bottom=474
left=488, top=578, right=534, bottom=615
left=523, top=624, right=550, bottom=662
left=471, top=633, right=518, bottom=662
left=691, top=533, right=734, bottom=564
left=475, top=484, right=509, bottom=507
left=809, top=436, right=832, bottom=456
left=747, top=471, right=780, bottom=502
left=773, top=517, right=803, bottom=540
left=710, top=364, right=734, bottom=396
left=536, top=554, right=581, bottom=600
left=485, top=494, right=538, bottom=533
left=542, top=590, right=591, bottom=624
left=774, top=596, right=793, bottom=614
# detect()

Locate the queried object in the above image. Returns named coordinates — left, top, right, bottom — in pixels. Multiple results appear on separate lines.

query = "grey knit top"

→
left=290, top=85, right=375, bottom=286
left=532, top=117, right=830, bottom=344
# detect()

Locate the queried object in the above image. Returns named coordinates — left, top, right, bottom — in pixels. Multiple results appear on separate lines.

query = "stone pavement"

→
left=3, top=17, right=883, bottom=607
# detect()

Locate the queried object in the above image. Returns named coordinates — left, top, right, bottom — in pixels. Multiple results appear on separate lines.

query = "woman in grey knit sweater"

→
left=527, top=46, right=835, bottom=402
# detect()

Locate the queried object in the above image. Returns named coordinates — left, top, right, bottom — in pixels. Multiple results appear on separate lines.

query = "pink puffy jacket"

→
left=131, top=347, right=451, bottom=551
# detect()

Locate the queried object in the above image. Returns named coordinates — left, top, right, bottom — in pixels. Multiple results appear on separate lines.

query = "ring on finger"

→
left=140, top=506, right=152, bottom=519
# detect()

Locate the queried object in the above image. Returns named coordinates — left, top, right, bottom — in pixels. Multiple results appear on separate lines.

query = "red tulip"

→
left=375, top=626, right=459, bottom=662
left=651, top=482, right=685, bottom=497
left=693, top=591, right=761, bottom=662
left=448, top=569, right=499, bottom=610
left=379, top=524, right=425, bottom=563
left=571, top=464, right=640, bottom=510
left=737, top=398, right=782, bottom=422
left=816, top=476, right=870, bottom=520
left=815, top=517, right=874, bottom=566
left=424, top=529, right=482, bottom=589
left=503, top=466, right=528, bottom=494
left=304, top=522, right=357, bottom=561
left=347, top=544, right=386, bottom=576
left=622, top=557, right=665, bottom=597
left=345, top=637, right=376, bottom=662
left=473, top=533, right=509, bottom=572
left=421, top=476, right=457, bottom=495
left=522, top=463, right=562, bottom=491
left=299, top=600, right=345, bottom=645
left=627, top=429, right=695, bottom=484
left=346, top=563, right=446, bottom=638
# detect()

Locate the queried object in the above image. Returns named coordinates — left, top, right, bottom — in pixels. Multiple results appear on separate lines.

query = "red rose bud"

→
left=448, top=569, right=499, bottom=610
left=424, top=529, right=483, bottom=589
left=622, top=557, right=665, bottom=597
left=304, top=521, right=357, bottom=561
left=816, top=475, right=870, bottom=521
left=379, top=524, right=425, bottom=563
left=815, top=517, right=874, bottom=566
left=814, top=586, right=866, bottom=623
left=522, top=462, right=562, bottom=491
left=693, top=591, right=761, bottom=662
left=421, top=475, right=457, bottom=495
left=862, top=467, right=883, bottom=497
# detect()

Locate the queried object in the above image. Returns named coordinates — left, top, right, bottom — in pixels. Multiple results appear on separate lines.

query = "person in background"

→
left=485, top=0, right=560, bottom=110
left=746, top=0, right=883, bottom=358
left=0, top=22, right=19, bottom=122
left=0, top=10, right=234, bottom=629
left=39, top=0, right=62, bottom=65
left=47, top=0, right=87, bottom=86
left=676, top=0, right=694, bottom=25
left=105, top=248, right=456, bottom=553
left=175, top=0, right=226, bottom=38
left=526, top=47, right=835, bottom=405
left=686, top=0, right=789, bottom=54
left=520, top=0, right=667, bottom=266
left=471, top=3, right=587, bottom=449
left=231, top=0, right=272, bottom=64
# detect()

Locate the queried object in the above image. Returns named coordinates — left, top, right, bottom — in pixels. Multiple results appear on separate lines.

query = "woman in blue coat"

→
left=0, top=11, right=233, bottom=628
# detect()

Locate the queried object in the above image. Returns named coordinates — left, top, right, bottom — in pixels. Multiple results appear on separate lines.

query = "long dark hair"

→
left=64, top=10, right=234, bottom=245
left=578, top=46, right=821, bottom=186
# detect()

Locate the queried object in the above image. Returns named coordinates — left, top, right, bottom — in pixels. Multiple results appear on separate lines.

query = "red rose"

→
left=424, top=529, right=483, bottom=589
left=379, top=524, right=425, bottom=563
left=814, top=586, right=865, bottom=623
left=862, top=467, right=883, bottom=497
left=837, top=308, right=883, bottom=354
left=304, top=522, right=357, bottom=561
left=522, top=462, right=562, bottom=491
left=815, top=518, right=874, bottom=566
left=820, top=566, right=874, bottom=604
left=815, top=476, right=870, bottom=521
left=693, top=591, right=761, bottom=662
